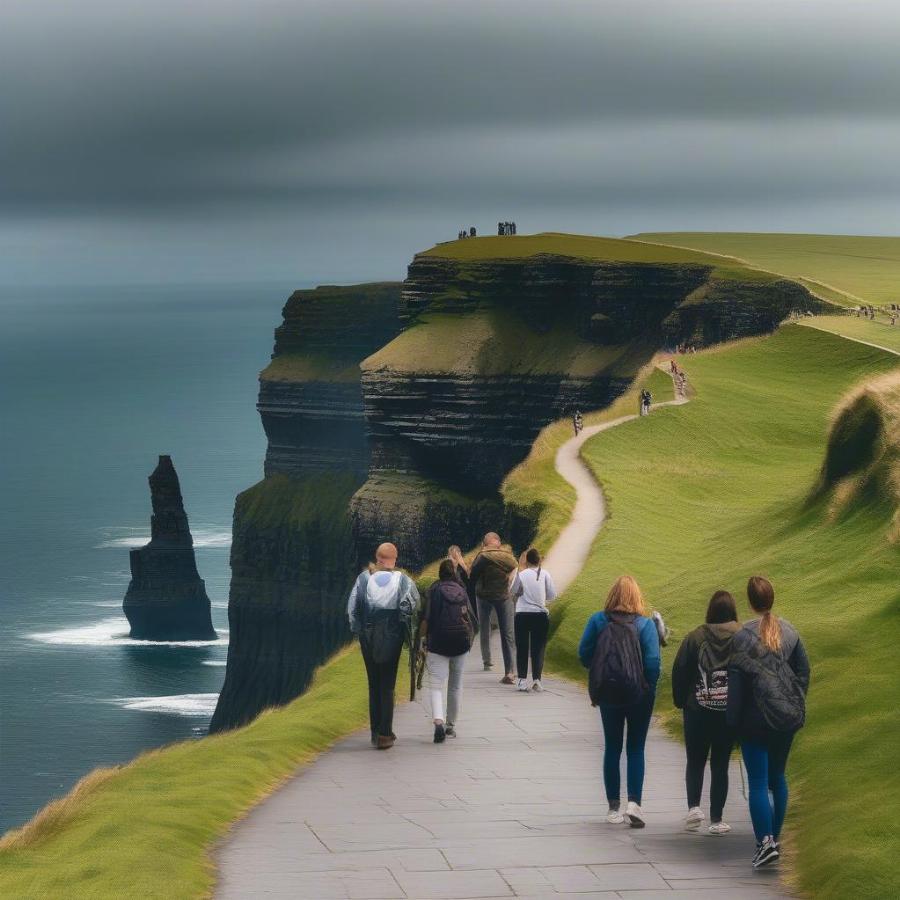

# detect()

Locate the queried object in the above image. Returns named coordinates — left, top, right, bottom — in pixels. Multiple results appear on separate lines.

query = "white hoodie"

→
left=512, top=567, right=558, bottom=614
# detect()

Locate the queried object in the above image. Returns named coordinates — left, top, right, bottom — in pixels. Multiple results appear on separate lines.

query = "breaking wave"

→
left=112, top=693, right=219, bottom=716
left=29, top=616, right=228, bottom=647
left=95, top=525, right=232, bottom=549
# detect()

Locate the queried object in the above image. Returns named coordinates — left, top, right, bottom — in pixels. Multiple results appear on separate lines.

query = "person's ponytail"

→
left=747, top=576, right=781, bottom=652
left=759, top=608, right=782, bottom=653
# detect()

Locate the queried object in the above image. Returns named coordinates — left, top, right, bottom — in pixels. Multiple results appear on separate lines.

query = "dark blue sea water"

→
left=0, top=281, right=302, bottom=832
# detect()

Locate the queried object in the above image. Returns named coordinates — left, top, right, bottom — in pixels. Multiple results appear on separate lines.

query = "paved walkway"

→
left=215, top=377, right=785, bottom=899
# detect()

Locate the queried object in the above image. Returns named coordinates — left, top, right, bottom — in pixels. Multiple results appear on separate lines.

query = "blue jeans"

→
left=741, top=733, right=794, bottom=841
left=599, top=692, right=655, bottom=806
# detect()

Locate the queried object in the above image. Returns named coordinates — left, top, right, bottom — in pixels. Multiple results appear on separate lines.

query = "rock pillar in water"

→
left=123, top=455, right=217, bottom=641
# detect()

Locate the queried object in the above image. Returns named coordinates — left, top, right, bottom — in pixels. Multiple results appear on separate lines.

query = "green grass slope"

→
left=797, top=315, right=900, bottom=355
left=424, top=232, right=759, bottom=279
left=633, top=232, right=900, bottom=306
left=0, top=649, right=385, bottom=899
left=544, top=325, right=900, bottom=899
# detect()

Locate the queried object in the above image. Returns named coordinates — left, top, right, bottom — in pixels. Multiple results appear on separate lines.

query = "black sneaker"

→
left=433, top=723, right=446, bottom=743
left=445, top=723, right=456, bottom=738
left=752, top=837, right=779, bottom=868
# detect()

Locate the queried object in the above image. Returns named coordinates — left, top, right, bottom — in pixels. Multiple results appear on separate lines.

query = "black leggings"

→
left=514, top=611, right=549, bottom=680
left=360, top=638, right=402, bottom=739
left=683, top=706, right=735, bottom=822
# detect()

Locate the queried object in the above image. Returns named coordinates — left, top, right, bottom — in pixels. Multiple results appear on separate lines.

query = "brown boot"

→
left=500, top=674, right=514, bottom=685
left=376, top=734, right=395, bottom=750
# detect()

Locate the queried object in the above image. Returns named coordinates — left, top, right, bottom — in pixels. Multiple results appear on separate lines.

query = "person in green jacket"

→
left=468, top=532, right=518, bottom=683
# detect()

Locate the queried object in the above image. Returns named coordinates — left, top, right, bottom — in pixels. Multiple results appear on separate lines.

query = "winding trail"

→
left=215, top=374, right=784, bottom=900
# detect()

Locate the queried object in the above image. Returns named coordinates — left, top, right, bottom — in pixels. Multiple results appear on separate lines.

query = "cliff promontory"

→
left=212, top=233, right=826, bottom=730
left=122, top=455, right=217, bottom=641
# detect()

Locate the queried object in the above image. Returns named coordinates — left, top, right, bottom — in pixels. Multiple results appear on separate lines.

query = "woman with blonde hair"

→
left=727, top=576, right=810, bottom=869
left=578, top=575, right=660, bottom=828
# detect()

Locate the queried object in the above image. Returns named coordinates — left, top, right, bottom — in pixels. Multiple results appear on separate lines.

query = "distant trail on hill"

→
left=544, top=372, right=689, bottom=593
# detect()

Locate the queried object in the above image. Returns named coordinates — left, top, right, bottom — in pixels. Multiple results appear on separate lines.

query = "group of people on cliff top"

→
left=457, top=227, right=477, bottom=240
left=498, top=221, right=517, bottom=235
left=347, top=536, right=809, bottom=870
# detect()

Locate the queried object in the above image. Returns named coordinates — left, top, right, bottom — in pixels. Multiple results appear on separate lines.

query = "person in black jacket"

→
left=727, top=576, right=810, bottom=869
left=672, top=591, right=740, bottom=835
left=421, top=559, right=477, bottom=743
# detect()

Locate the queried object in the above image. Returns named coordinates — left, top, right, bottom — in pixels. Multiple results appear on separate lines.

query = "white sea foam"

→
left=113, top=693, right=219, bottom=716
left=29, top=616, right=228, bottom=647
left=96, top=525, right=232, bottom=549
left=202, top=660, right=227, bottom=667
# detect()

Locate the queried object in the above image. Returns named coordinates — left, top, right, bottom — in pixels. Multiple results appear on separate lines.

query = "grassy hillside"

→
left=362, top=310, right=650, bottom=377
left=544, top=325, right=900, bottom=899
left=633, top=232, right=900, bottom=306
left=424, top=232, right=769, bottom=281
left=0, top=648, right=383, bottom=899
left=798, top=315, right=900, bottom=355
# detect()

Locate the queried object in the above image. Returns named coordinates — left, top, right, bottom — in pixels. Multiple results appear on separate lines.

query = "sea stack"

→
left=122, top=455, right=217, bottom=641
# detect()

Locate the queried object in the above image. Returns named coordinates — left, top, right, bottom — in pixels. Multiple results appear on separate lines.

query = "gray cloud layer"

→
left=2, top=0, right=899, bottom=282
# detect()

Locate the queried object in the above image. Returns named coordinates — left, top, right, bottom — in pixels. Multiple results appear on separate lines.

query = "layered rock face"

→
left=210, top=283, right=404, bottom=732
left=259, top=283, right=403, bottom=479
left=123, top=455, right=217, bottom=641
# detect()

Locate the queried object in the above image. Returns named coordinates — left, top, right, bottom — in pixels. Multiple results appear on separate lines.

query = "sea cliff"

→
left=212, top=234, right=825, bottom=730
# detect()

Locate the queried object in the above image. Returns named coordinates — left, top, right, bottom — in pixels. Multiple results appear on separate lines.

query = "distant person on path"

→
left=727, top=576, right=810, bottom=869
left=421, top=559, right=477, bottom=743
left=639, top=389, right=652, bottom=416
left=347, top=542, right=420, bottom=750
left=511, top=548, right=557, bottom=692
left=469, top=532, right=518, bottom=682
left=579, top=575, right=661, bottom=828
left=672, top=590, right=740, bottom=835
left=573, top=409, right=584, bottom=435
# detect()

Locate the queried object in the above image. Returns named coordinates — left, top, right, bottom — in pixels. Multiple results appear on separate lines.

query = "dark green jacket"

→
left=469, top=547, right=517, bottom=600
left=672, top=621, right=740, bottom=711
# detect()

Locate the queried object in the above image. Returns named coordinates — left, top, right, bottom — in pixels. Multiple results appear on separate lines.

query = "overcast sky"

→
left=2, top=0, right=900, bottom=285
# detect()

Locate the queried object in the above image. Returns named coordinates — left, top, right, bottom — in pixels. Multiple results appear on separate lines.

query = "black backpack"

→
left=744, top=633, right=806, bottom=733
left=588, top=613, right=649, bottom=707
left=430, top=581, right=474, bottom=657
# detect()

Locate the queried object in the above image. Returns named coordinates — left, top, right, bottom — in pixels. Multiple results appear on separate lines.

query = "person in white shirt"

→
left=510, top=548, right=557, bottom=692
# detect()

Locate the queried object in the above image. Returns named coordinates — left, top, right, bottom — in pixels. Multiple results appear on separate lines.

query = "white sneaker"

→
left=517, top=678, right=529, bottom=692
left=531, top=680, right=543, bottom=692
left=685, top=806, right=704, bottom=832
left=624, top=801, right=645, bottom=828
left=708, top=821, right=732, bottom=835
left=606, top=807, right=625, bottom=824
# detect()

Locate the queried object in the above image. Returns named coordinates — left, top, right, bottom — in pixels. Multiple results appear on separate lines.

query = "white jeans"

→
left=427, top=651, right=467, bottom=723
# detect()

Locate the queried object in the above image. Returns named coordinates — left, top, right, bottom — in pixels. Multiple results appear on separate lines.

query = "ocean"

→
left=0, top=281, right=302, bottom=832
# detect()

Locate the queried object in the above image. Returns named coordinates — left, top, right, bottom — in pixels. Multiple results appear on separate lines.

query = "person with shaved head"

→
left=469, top=531, right=518, bottom=683
left=348, top=542, right=420, bottom=749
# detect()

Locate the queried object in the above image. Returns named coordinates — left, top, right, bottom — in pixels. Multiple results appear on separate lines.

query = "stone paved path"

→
left=215, top=375, right=786, bottom=898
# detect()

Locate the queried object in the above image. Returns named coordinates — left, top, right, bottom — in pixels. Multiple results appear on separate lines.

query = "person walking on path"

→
left=672, top=590, right=740, bottom=835
left=511, top=548, right=557, bottom=693
left=727, top=576, right=810, bottom=869
left=347, top=542, right=420, bottom=750
left=420, top=559, right=477, bottom=743
left=579, top=575, right=660, bottom=829
left=469, top=532, right=518, bottom=683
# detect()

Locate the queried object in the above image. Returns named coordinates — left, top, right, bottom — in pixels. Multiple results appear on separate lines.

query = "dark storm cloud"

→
left=2, top=0, right=900, bottom=214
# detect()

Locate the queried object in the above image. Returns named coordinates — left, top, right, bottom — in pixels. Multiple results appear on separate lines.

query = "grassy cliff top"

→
left=632, top=232, right=900, bottom=306
left=421, top=232, right=774, bottom=282
left=361, top=310, right=648, bottom=378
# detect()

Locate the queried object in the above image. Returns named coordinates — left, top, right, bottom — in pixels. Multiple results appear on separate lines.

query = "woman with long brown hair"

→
left=727, top=576, right=810, bottom=869
left=578, top=575, right=661, bottom=828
